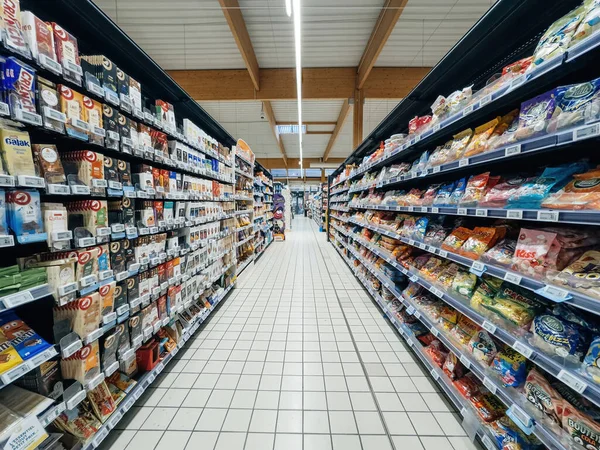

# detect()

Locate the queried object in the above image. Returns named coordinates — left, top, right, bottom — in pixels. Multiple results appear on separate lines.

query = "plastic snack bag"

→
left=541, top=167, right=600, bottom=210
left=529, top=4, right=587, bottom=70
left=452, top=271, right=478, bottom=297
left=458, top=227, right=504, bottom=260
left=530, top=314, right=584, bottom=361
left=470, top=392, right=505, bottom=422
left=469, top=330, right=499, bottom=365
left=470, top=276, right=503, bottom=313
left=447, top=129, right=473, bottom=162
left=486, top=109, right=520, bottom=150
left=460, top=173, right=494, bottom=207
left=425, top=340, right=448, bottom=368
left=487, top=416, right=545, bottom=450
left=584, top=336, right=600, bottom=383
left=448, top=177, right=468, bottom=206
left=442, top=353, right=466, bottom=380
left=453, top=372, right=480, bottom=398
left=481, top=238, right=517, bottom=267
left=479, top=176, right=534, bottom=208
left=515, top=90, right=559, bottom=140
left=512, top=228, right=558, bottom=278
left=451, top=315, right=480, bottom=347
left=465, top=119, right=500, bottom=157
left=561, top=401, right=600, bottom=450
left=549, top=250, right=600, bottom=299
left=523, top=368, right=563, bottom=426
left=483, top=282, right=544, bottom=328
left=428, top=141, right=453, bottom=168
left=433, top=181, right=456, bottom=207
left=441, top=227, right=473, bottom=252
left=570, top=0, right=600, bottom=47
left=548, top=78, right=600, bottom=132
left=491, top=347, right=527, bottom=387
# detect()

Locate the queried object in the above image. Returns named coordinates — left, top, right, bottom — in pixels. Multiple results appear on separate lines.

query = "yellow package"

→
left=0, top=330, right=24, bottom=375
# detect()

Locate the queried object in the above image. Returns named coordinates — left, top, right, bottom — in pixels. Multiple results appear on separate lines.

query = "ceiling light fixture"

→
left=285, top=0, right=292, bottom=17
left=289, top=0, right=302, bottom=168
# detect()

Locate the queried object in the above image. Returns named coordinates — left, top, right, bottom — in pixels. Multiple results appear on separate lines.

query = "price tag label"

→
left=506, top=209, right=523, bottom=220
left=71, top=184, right=91, bottom=195
left=66, top=389, right=87, bottom=410
left=538, top=284, right=571, bottom=302
left=482, top=320, right=497, bottom=334
left=0, top=102, right=8, bottom=116
left=58, top=282, right=77, bottom=296
left=47, top=183, right=70, bottom=195
left=92, top=126, right=106, bottom=137
left=574, top=123, right=600, bottom=141
left=504, top=272, right=522, bottom=285
left=0, top=174, right=14, bottom=187
left=462, top=104, right=475, bottom=116
left=537, top=210, right=559, bottom=222
left=471, top=261, right=486, bottom=273
left=18, top=175, right=45, bottom=188
left=512, top=340, right=533, bottom=358
left=71, top=117, right=89, bottom=130
left=85, top=328, right=104, bottom=344
left=406, top=306, right=415, bottom=315
left=558, top=369, right=588, bottom=393
left=2, top=290, right=34, bottom=308
left=457, top=208, right=467, bottom=215
left=481, top=376, right=498, bottom=394
left=431, top=328, right=439, bottom=337
left=43, top=106, right=67, bottom=123
left=92, top=178, right=108, bottom=188
left=15, top=108, right=43, bottom=125
left=104, top=360, right=119, bottom=378
left=107, top=130, right=120, bottom=141
left=116, top=304, right=130, bottom=316
left=431, top=287, right=444, bottom=298
left=458, top=158, right=469, bottom=168
left=103, top=312, right=117, bottom=324
left=87, top=80, right=105, bottom=97
left=80, top=274, right=98, bottom=288
left=413, top=310, right=421, bottom=319
left=475, top=209, right=488, bottom=217
left=430, top=368, right=440, bottom=380
left=107, top=410, right=123, bottom=429
left=438, top=250, right=448, bottom=258
left=431, top=207, right=439, bottom=213
left=409, top=275, right=418, bottom=283
left=92, top=427, right=109, bottom=448
left=459, top=354, right=471, bottom=369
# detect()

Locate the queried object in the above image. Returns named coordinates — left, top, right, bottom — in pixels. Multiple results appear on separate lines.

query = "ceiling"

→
left=95, top=0, right=495, bottom=167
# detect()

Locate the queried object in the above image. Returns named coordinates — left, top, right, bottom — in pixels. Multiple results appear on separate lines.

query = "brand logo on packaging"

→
left=91, top=200, right=101, bottom=211
left=79, top=296, right=92, bottom=310
left=4, top=135, right=29, bottom=147
left=130, top=316, right=139, bottom=327
left=118, top=115, right=126, bottom=125
left=15, top=68, right=36, bottom=112
left=13, top=191, right=31, bottom=205
left=84, top=151, right=96, bottom=162
left=4, top=0, right=26, bottom=49
left=78, top=252, right=91, bottom=265
left=99, top=285, right=110, bottom=296
left=102, top=58, right=112, bottom=71
left=79, top=344, right=92, bottom=359
left=60, top=85, right=74, bottom=100
left=83, top=96, right=93, bottom=109
left=103, top=104, right=113, bottom=117
left=110, top=242, right=120, bottom=253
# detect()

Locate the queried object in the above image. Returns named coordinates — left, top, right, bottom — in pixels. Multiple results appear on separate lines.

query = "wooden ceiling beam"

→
left=218, top=0, right=260, bottom=91
left=168, top=67, right=429, bottom=101
left=323, top=100, right=350, bottom=162
left=257, top=157, right=345, bottom=170
left=262, top=100, right=288, bottom=167
left=356, top=0, right=408, bottom=89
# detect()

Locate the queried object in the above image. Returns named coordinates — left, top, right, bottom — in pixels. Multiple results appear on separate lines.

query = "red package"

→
left=469, top=393, right=505, bottom=422
left=442, top=353, right=467, bottom=380
left=408, top=115, right=432, bottom=134
left=453, top=373, right=480, bottom=398
left=479, top=176, right=535, bottom=208
left=51, top=23, right=80, bottom=67
left=424, top=340, right=448, bottom=368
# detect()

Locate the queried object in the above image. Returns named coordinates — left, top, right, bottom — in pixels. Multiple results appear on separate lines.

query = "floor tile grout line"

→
left=309, top=219, right=397, bottom=450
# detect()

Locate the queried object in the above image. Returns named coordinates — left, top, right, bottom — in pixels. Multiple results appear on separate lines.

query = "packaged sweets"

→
left=424, top=340, right=448, bottom=368
left=468, top=330, right=498, bottom=364
left=491, top=347, right=527, bottom=387
left=571, top=0, right=600, bottom=47
left=441, top=227, right=473, bottom=252
left=0, top=311, right=52, bottom=360
left=452, top=271, right=477, bottom=297
left=561, top=401, right=600, bottom=450
left=453, top=372, right=480, bottom=398
left=447, top=129, right=473, bottom=162
left=470, top=392, right=505, bottom=422
left=59, top=85, right=86, bottom=139
left=0, top=190, right=6, bottom=234
left=512, top=228, right=558, bottom=277
left=542, top=167, right=600, bottom=210
left=51, top=23, right=81, bottom=73
left=531, top=314, right=584, bottom=361
left=448, top=177, right=467, bottom=206
left=470, top=276, right=503, bottom=313
left=87, top=381, right=116, bottom=422
left=2, top=0, right=30, bottom=58
left=487, top=416, right=544, bottom=450
left=481, top=238, right=517, bottom=267
left=21, top=11, right=56, bottom=63
left=0, top=127, right=35, bottom=176
left=483, top=282, right=543, bottom=328
left=0, top=329, right=24, bottom=375
left=529, top=4, right=586, bottom=70
left=584, top=336, right=600, bottom=383
left=7, top=189, right=44, bottom=243
left=442, top=353, right=466, bottom=380
left=53, top=402, right=101, bottom=444
left=465, top=119, right=499, bottom=157
left=548, top=78, right=600, bottom=132
left=451, top=315, right=480, bottom=347
left=549, top=250, right=600, bottom=299
left=460, top=173, right=498, bottom=207
left=459, top=227, right=503, bottom=260
left=53, top=293, right=102, bottom=338
left=515, top=90, right=558, bottom=140
left=524, top=368, right=563, bottom=426
left=486, top=109, right=520, bottom=150
left=32, top=144, right=66, bottom=184
left=479, top=176, right=532, bottom=208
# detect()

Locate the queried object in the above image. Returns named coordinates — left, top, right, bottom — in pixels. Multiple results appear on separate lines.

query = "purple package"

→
left=515, top=89, right=558, bottom=140
left=4, top=57, right=36, bottom=114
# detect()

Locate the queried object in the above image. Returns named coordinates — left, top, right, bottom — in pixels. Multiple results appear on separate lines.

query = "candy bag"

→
left=570, top=0, right=600, bottom=47
left=441, top=227, right=473, bottom=252
left=491, top=347, right=527, bottom=387
left=482, top=282, right=543, bottom=328
left=468, top=330, right=498, bottom=364
left=448, top=177, right=467, bottom=206
left=452, top=271, right=478, bottom=297
left=451, top=315, right=480, bottom=347
left=481, top=238, right=517, bottom=267
left=460, top=173, right=496, bottom=207
left=458, top=227, right=503, bottom=260
left=446, top=129, right=473, bottom=162
left=523, top=368, right=563, bottom=426
left=486, top=109, right=520, bottom=150
left=531, top=314, right=584, bottom=361
left=512, top=228, right=559, bottom=278
left=453, top=372, right=480, bottom=398
left=433, top=181, right=456, bottom=207
left=515, top=90, right=558, bottom=140
left=442, top=353, right=466, bottom=380
left=464, top=119, right=500, bottom=157
left=470, top=392, right=505, bottom=422
left=471, top=276, right=503, bottom=313
left=548, top=78, right=600, bottom=132
left=542, top=168, right=600, bottom=210
left=549, top=250, right=600, bottom=299
left=479, top=176, right=534, bottom=208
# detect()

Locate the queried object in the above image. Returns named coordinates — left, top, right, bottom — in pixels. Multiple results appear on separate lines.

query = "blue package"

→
left=3, top=57, right=37, bottom=115
left=448, top=177, right=467, bottom=206
left=491, top=347, right=527, bottom=387
left=413, top=216, right=429, bottom=241
left=531, top=314, right=583, bottom=360
left=0, top=311, right=51, bottom=360
left=584, top=337, right=600, bottom=384
left=506, top=161, right=589, bottom=209
left=97, top=245, right=110, bottom=272
left=433, top=182, right=456, bottom=207
left=548, top=78, right=600, bottom=131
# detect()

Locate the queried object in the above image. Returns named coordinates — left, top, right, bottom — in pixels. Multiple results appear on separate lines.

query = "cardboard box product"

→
left=60, top=341, right=100, bottom=384
left=42, top=202, right=68, bottom=251
left=2, top=0, right=30, bottom=57
left=32, top=144, right=66, bottom=184
left=22, top=11, right=56, bottom=62
left=0, top=311, right=52, bottom=360
left=7, top=189, right=43, bottom=239
left=0, top=127, right=35, bottom=177
left=50, top=23, right=80, bottom=68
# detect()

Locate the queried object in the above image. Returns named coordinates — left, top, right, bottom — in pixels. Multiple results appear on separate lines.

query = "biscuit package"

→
left=0, top=311, right=52, bottom=360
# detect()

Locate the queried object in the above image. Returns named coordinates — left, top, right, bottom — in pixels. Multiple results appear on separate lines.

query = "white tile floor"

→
left=100, top=217, right=479, bottom=450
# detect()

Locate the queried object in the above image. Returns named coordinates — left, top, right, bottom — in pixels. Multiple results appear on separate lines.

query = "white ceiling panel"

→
left=328, top=109, right=353, bottom=159
left=94, top=0, right=246, bottom=70
left=377, top=0, right=495, bottom=67
left=363, top=99, right=402, bottom=139
left=272, top=100, right=345, bottom=123
left=239, top=0, right=384, bottom=68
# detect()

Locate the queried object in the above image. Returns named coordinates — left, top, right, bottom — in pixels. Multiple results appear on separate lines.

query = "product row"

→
left=1, top=3, right=232, bottom=165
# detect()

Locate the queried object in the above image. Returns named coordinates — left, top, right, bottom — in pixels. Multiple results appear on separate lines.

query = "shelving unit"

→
left=234, top=140, right=255, bottom=275
left=328, top=2, right=600, bottom=450
left=253, top=161, right=273, bottom=261
left=0, top=1, right=240, bottom=448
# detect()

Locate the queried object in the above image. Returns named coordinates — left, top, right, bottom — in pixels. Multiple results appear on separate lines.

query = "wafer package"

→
left=2, top=0, right=31, bottom=58
left=3, top=57, right=37, bottom=118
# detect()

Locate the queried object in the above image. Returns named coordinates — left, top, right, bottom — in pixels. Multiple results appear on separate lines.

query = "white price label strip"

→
left=512, top=340, right=533, bottom=358
left=482, top=321, right=497, bottom=334
left=483, top=377, right=497, bottom=394
left=503, top=272, right=522, bottom=285
left=459, top=354, right=471, bottom=369
left=558, top=369, right=588, bottom=394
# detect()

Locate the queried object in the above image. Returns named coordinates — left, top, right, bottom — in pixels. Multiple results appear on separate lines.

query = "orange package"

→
left=458, top=227, right=505, bottom=259
left=441, top=227, right=473, bottom=252
left=465, top=119, right=500, bottom=157
left=541, top=168, right=600, bottom=210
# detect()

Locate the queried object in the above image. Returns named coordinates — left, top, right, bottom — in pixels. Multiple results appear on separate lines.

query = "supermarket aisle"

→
left=101, top=217, right=476, bottom=450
